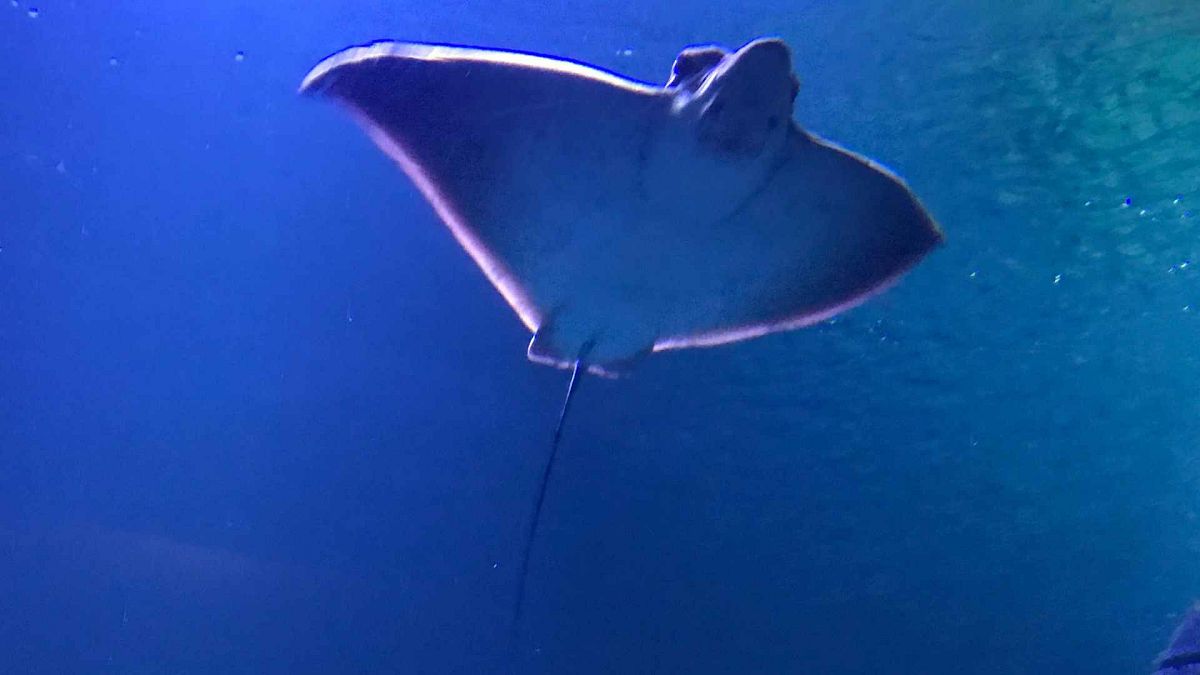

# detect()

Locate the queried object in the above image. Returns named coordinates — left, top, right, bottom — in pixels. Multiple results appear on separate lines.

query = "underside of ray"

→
left=301, top=39, right=942, bottom=369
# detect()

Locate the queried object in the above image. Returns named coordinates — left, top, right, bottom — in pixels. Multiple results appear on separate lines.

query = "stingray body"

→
left=301, top=37, right=942, bottom=660
left=301, top=38, right=942, bottom=373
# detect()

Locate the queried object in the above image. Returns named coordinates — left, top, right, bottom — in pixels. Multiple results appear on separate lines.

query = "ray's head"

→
left=670, top=38, right=800, bottom=161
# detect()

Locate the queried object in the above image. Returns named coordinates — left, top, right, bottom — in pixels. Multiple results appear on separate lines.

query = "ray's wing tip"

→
left=298, top=41, right=427, bottom=96
left=919, top=203, right=947, bottom=249
left=800, top=131, right=946, bottom=248
left=902, top=176, right=945, bottom=248
left=886, top=166, right=946, bottom=251
left=879, top=164, right=946, bottom=250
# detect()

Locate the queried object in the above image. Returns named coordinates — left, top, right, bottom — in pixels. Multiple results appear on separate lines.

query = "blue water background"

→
left=2, top=1, right=1199, bottom=672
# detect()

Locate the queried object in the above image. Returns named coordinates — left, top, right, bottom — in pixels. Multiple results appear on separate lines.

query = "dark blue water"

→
left=3, top=2, right=1199, bottom=673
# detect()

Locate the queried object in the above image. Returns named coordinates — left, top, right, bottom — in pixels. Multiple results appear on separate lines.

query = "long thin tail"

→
left=510, top=349, right=591, bottom=661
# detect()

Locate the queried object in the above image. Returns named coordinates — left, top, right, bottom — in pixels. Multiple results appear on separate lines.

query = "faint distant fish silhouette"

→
left=301, top=36, right=942, bottom=659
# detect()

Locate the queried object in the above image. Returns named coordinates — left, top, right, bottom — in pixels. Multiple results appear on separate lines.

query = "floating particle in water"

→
left=1175, top=197, right=1183, bottom=204
left=968, top=271, right=977, bottom=279
left=1139, top=209, right=1148, bottom=216
left=1053, top=274, right=1061, bottom=284
left=1084, top=200, right=1093, bottom=207
left=617, top=48, right=633, bottom=57
left=27, top=6, right=38, bottom=17
left=55, top=161, right=66, bottom=174
left=109, top=57, right=119, bottom=67
left=10, top=1, right=18, bottom=8
left=234, top=51, right=245, bottom=62
left=1182, top=261, right=1191, bottom=270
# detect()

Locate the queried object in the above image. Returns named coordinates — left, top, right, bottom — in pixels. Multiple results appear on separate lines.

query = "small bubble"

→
left=618, top=48, right=633, bottom=57
left=27, top=6, right=38, bottom=17
left=109, top=57, right=119, bottom=66
left=1139, top=209, right=1148, bottom=216
left=234, top=51, right=245, bottom=62
left=1084, top=200, right=1093, bottom=207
